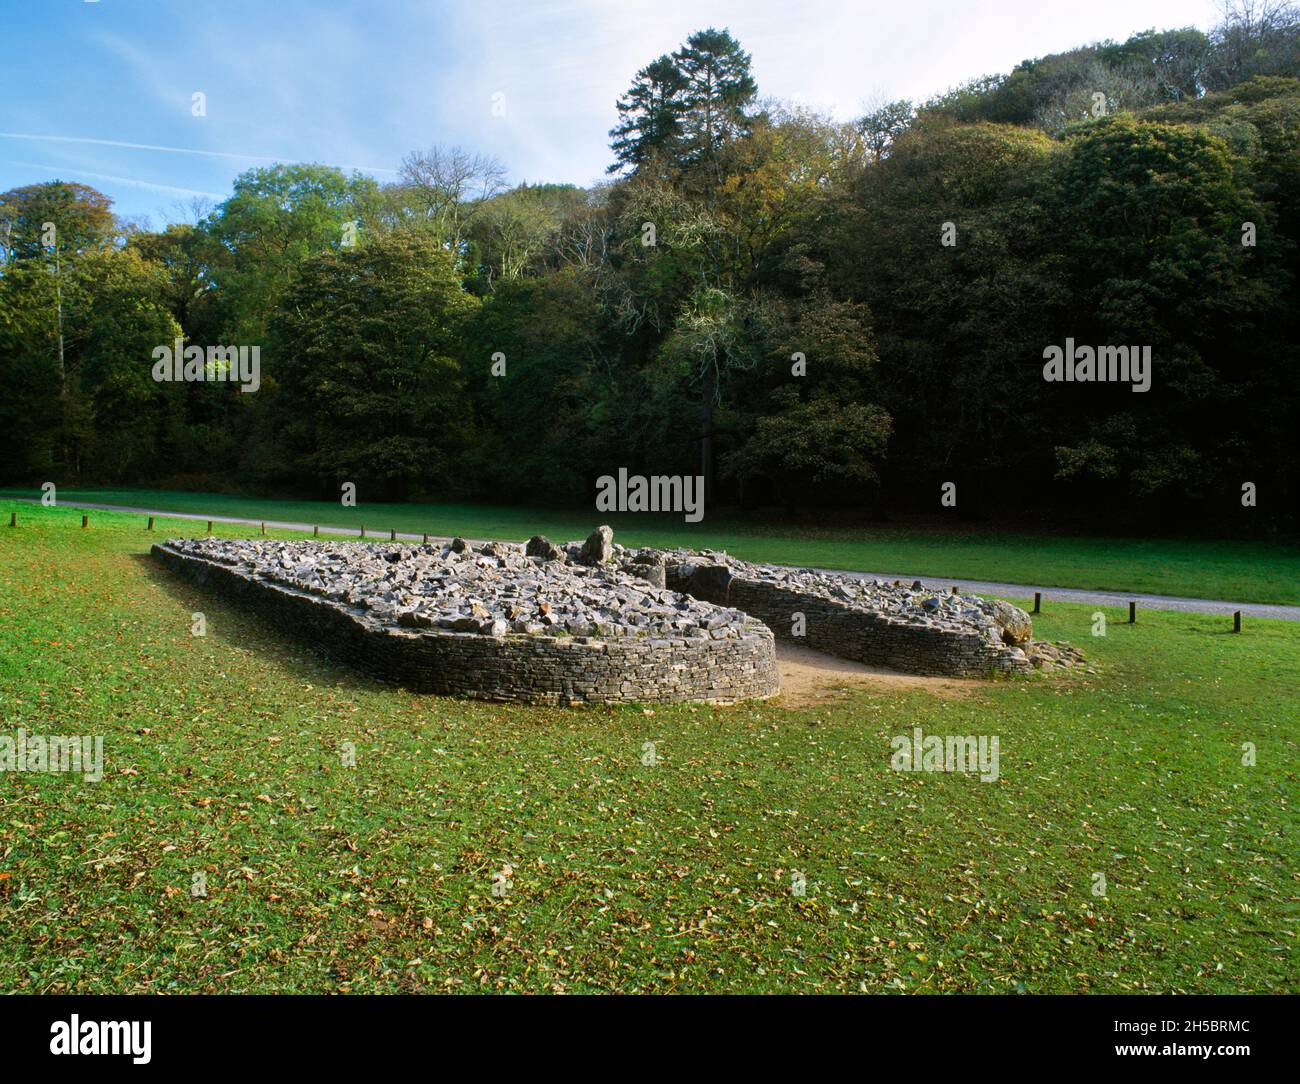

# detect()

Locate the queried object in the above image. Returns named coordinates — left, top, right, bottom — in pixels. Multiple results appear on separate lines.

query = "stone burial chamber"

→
left=150, top=533, right=780, bottom=706
left=152, top=525, right=1078, bottom=705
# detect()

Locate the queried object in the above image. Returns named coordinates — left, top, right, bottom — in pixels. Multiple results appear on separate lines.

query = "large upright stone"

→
left=625, top=562, right=666, bottom=588
left=622, top=548, right=667, bottom=587
left=578, top=525, right=614, bottom=565
left=525, top=534, right=563, bottom=561
left=988, top=600, right=1032, bottom=645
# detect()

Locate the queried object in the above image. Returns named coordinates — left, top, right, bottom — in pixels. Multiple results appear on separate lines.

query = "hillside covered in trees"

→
left=2, top=2, right=1297, bottom=532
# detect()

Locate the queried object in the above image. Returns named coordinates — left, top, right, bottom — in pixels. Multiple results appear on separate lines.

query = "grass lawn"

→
left=0, top=502, right=1296, bottom=994
left=3, top=486, right=1298, bottom=605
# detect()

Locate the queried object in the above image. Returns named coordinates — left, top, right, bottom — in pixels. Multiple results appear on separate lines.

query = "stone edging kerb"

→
left=151, top=542, right=780, bottom=705
left=666, top=561, right=1035, bottom=677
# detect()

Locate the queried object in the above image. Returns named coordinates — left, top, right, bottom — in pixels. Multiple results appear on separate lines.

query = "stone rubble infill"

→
left=638, top=547, right=1085, bottom=676
left=162, top=536, right=762, bottom=643
left=657, top=548, right=1030, bottom=645
left=156, top=527, right=1084, bottom=689
left=152, top=536, right=780, bottom=705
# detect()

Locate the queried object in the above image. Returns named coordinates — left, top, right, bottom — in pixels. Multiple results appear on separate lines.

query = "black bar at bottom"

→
left=1, top=993, right=1292, bottom=1071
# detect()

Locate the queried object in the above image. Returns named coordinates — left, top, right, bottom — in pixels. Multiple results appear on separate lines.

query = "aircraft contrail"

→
left=6, top=160, right=227, bottom=200
left=0, top=132, right=401, bottom=176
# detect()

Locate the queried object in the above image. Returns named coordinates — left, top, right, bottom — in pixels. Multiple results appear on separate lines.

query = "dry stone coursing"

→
left=658, top=551, right=1039, bottom=677
left=650, top=551, right=1085, bottom=674
left=151, top=536, right=778, bottom=705
left=152, top=524, right=1084, bottom=702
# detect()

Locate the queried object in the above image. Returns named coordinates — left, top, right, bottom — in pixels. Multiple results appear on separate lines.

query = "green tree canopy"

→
left=266, top=231, right=478, bottom=498
left=202, top=163, right=381, bottom=343
left=0, top=181, right=116, bottom=264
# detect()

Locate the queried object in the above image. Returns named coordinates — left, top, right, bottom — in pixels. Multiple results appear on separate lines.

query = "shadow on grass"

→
left=129, top=552, right=403, bottom=698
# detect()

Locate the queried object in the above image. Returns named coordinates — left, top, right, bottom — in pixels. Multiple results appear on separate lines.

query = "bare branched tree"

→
left=167, top=196, right=218, bottom=228
left=553, top=185, right=613, bottom=271
left=397, top=146, right=507, bottom=250
left=1209, top=0, right=1300, bottom=87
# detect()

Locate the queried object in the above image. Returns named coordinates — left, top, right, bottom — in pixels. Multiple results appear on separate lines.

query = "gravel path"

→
left=15, top=498, right=1298, bottom=621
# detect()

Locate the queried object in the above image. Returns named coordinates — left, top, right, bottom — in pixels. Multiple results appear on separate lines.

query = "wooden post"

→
left=260, top=521, right=265, bottom=536
left=81, top=514, right=88, bottom=529
left=313, top=525, right=319, bottom=538
left=207, top=520, right=212, bottom=534
left=390, top=528, right=397, bottom=542
left=8, top=512, right=15, bottom=527
left=951, top=585, right=959, bottom=595
left=1032, top=592, right=1041, bottom=614
left=1128, top=601, right=1136, bottom=624
left=360, top=525, right=366, bottom=540
left=147, top=516, right=154, bottom=531
left=423, top=533, right=429, bottom=544
left=1233, top=610, right=1242, bottom=633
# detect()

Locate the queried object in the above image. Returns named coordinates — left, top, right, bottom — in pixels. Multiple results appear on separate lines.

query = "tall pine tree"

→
left=608, top=56, right=688, bottom=173
left=673, top=28, right=758, bottom=169
left=608, top=28, right=757, bottom=175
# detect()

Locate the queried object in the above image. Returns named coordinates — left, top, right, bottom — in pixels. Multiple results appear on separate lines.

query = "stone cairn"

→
left=153, top=525, right=1084, bottom=704
left=152, top=528, right=778, bottom=705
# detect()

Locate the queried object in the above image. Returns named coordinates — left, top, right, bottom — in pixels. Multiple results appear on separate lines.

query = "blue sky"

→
left=1, top=0, right=1222, bottom=224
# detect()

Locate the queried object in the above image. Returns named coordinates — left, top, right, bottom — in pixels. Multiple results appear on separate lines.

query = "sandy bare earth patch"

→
left=773, top=642, right=985, bottom=707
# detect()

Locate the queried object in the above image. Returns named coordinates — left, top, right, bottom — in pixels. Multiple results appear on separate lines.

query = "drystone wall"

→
left=664, top=559, right=1035, bottom=677
left=151, top=525, right=1054, bottom=703
left=151, top=541, right=779, bottom=705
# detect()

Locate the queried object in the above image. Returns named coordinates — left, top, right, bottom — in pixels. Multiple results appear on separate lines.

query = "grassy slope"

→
left=0, top=503, right=1295, bottom=994
left=2, top=488, right=1297, bottom=605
